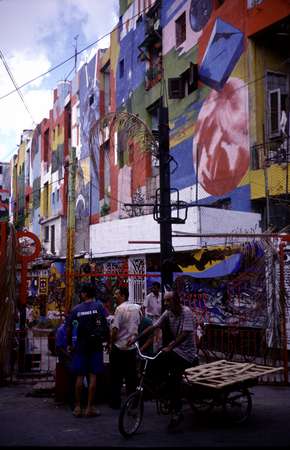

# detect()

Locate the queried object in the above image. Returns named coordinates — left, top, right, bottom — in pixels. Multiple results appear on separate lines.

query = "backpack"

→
left=77, top=305, right=110, bottom=352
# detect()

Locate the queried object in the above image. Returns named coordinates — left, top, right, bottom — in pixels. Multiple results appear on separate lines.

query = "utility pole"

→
left=64, top=147, right=76, bottom=314
left=158, top=101, right=173, bottom=297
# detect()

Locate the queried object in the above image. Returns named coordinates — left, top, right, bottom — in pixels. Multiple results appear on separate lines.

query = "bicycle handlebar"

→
left=135, top=341, right=163, bottom=361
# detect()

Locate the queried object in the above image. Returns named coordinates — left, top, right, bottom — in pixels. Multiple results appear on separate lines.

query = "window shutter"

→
left=168, top=77, right=185, bottom=99
left=268, top=88, right=281, bottom=138
left=188, top=63, right=198, bottom=93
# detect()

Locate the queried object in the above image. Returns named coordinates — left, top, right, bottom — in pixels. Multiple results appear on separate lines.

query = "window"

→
left=50, top=225, right=55, bottom=254
left=145, top=47, right=162, bottom=90
left=119, top=59, right=124, bottom=78
left=168, top=77, right=185, bottom=99
left=269, top=89, right=281, bottom=137
left=147, top=103, right=160, bottom=177
left=187, top=63, right=198, bottom=94
left=117, top=130, right=126, bottom=167
left=103, top=62, right=111, bottom=113
left=175, top=12, right=186, bottom=47
left=0, top=166, right=2, bottom=174
left=168, top=64, right=198, bottom=99
left=250, top=144, right=261, bottom=170
left=44, top=226, right=49, bottom=242
left=103, top=141, right=111, bottom=204
left=57, top=189, right=59, bottom=202
left=44, top=182, right=49, bottom=217
left=266, top=72, right=288, bottom=139
left=89, top=94, right=94, bottom=105
left=52, top=192, right=55, bottom=205
left=43, top=129, right=49, bottom=163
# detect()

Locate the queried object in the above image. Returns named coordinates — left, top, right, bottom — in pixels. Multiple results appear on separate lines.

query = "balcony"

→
left=145, top=65, right=162, bottom=91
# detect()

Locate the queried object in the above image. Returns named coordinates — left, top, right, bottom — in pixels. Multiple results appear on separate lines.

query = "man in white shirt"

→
left=109, top=286, right=141, bottom=409
left=144, top=281, right=162, bottom=352
left=144, top=281, right=161, bottom=323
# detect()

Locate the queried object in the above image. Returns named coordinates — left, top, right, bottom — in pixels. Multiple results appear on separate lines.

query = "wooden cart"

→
left=182, top=360, right=283, bottom=424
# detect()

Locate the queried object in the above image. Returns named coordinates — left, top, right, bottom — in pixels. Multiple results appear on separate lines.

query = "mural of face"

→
left=192, top=77, right=249, bottom=196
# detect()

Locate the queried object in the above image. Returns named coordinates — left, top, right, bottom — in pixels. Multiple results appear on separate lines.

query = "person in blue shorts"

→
left=66, top=283, right=109, bottom=418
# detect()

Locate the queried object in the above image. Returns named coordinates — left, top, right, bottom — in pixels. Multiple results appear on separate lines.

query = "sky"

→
left=0, top=0, right=119, bottom=163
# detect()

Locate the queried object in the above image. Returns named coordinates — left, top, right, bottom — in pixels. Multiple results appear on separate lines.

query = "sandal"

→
left=85, top=406, right=101, bottom=417
left=72, top=406, right=82, bottom=417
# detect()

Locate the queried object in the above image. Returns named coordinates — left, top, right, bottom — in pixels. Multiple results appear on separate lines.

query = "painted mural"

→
left=173, top=241, right=267, bottom=328
left=192, top=77, right=249, bottom=196
left=162, top=0, right=250, bottom=211
left=77, top=55, right=100, bottom=219
left=47, top=261, right=66, bottom=315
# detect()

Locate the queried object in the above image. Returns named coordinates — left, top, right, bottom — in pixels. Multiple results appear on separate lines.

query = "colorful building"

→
left=10, top=0, right=290, bottom=307
left=0, top=161, right=10, bottom=222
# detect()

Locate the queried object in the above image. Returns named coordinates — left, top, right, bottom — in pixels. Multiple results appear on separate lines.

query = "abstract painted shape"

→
left=177, top=254, right=242, bottom=278
left=192, top=78, right=249, bottom=196
left=189, top=0, right=212, bottom=32
left=199, top=17, right=244, bottom=91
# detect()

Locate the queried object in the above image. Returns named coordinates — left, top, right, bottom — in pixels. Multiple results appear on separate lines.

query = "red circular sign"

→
left=16, top=230, right=41, bottom=263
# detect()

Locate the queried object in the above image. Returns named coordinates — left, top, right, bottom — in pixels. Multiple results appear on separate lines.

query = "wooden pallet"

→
left=184, top=360, right=283, bottom=389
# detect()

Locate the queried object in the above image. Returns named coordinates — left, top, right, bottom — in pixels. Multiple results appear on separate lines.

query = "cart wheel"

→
left=222, top=388, right=252, bottom=424
left=118, top=391, right=144, bottom=438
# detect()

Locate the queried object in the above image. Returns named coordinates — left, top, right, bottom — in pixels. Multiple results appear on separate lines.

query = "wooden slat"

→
left=184, top=360, right=283, bottom=389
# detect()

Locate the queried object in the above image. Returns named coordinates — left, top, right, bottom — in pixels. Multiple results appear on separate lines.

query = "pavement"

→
left=0, top=382, right=290, bottom=448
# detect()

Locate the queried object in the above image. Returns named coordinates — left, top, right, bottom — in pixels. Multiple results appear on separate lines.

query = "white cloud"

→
left=0, top=0, right=119, bottom=162
left=0, top=50, right=52, bottom=142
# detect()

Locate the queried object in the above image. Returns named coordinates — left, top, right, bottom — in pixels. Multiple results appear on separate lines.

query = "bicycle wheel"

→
left=222, top=388, right=252, bottom=424
left=118, top=391, right=144, bottom=438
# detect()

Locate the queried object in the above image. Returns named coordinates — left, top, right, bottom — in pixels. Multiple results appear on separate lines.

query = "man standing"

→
left=55, top=317, right=76, bottom=407
left=144, top=281, right=162, bottom=351
left=109, top=286, right=141, bottom=409
left=66, top=283, right=109, bottom=418
left=144, top=281, right=161, bottom=323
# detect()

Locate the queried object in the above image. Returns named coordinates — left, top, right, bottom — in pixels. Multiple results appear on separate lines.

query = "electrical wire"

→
left=0, top=49, right=36, bottom=125
left=0, top=4, right=154, bottom=102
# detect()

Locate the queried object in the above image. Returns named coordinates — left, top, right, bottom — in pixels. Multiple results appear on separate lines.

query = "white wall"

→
left=90, top=206, right=261, bottom=258
left=42, top=216, right=63, bottom=256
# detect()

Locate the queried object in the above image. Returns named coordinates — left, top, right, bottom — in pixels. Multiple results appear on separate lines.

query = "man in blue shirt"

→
left=67, top=284, right=109, bottom=418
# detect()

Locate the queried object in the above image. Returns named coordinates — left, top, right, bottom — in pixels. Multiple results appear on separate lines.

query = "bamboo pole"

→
left=64, top=147, right=76, bottom=315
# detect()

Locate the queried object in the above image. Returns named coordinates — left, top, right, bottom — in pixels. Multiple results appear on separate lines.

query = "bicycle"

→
left=118, top=342, right=173, bottom=437
left=118, top=343, right=254, bottom=438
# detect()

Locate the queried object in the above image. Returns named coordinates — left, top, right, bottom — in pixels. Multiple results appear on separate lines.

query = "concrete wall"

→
left=90, top=206, right=261, bottom=257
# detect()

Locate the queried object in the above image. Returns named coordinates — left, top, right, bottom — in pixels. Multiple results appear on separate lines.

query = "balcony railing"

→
left=145, top=65, right=162, bottom=90
left=250, top=135, right=289, bottom=170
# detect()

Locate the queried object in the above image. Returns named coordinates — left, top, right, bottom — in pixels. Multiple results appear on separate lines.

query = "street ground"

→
left=0, top=382, right=290, bottom=448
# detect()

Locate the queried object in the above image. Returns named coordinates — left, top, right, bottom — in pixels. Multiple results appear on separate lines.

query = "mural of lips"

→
left=192, top=78, right=249, bottom=197
left=189, top=0, right=212, bottom=32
